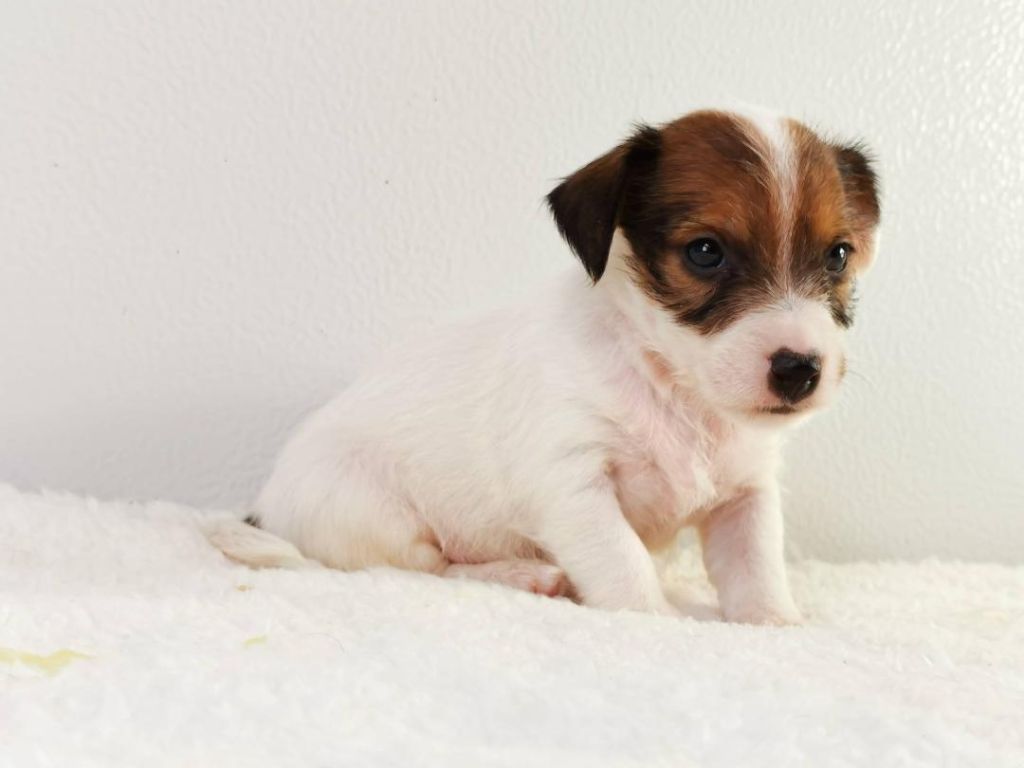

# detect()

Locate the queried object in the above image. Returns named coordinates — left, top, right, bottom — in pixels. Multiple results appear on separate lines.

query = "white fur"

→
left=210, top=117, right=863, bottom=624
left=221, top=267, right=846, bottom=624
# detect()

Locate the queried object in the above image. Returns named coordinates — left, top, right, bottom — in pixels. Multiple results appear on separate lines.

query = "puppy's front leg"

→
left=538, top=486, right=674, bottom=614
left=699, top=484, right=801, bottom=625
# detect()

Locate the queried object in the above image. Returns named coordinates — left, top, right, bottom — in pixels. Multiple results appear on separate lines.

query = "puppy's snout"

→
left=768, top=349, right=821, bottom=404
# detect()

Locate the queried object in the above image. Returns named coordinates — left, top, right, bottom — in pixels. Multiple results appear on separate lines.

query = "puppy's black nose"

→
left=768, top=349, right=821, bottom=404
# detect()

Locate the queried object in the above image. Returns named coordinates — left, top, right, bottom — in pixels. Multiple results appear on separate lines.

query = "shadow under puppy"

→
left=208, top=108, right=880, bottom=625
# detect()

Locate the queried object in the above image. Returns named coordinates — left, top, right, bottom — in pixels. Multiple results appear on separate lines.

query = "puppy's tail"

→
left=202, top=515, right=319, bottom=570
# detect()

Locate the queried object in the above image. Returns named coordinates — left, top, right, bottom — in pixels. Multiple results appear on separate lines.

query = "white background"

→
left=2, top=1, right=1021, bottom=562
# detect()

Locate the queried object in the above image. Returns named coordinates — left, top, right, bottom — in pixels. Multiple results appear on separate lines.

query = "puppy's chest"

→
left=609, top=397, right=756, bottom=548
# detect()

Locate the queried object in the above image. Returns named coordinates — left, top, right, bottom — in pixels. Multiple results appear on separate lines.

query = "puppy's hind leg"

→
left=311, top=470, right=567, bottom=595
left=253, top=450, right=454, bottom=577
left=444, top=560, right=569, bottom=597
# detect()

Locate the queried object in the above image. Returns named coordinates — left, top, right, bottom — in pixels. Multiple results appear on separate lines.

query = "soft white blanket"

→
left=1, top=483, right=1021, bottom=767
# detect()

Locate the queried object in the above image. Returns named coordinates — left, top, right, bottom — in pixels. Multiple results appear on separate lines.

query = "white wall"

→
left=2, top=0, right=1022, bottom=562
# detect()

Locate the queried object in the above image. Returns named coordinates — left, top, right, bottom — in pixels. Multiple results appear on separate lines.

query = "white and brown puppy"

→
left=209, top=108, right=880, bottom=625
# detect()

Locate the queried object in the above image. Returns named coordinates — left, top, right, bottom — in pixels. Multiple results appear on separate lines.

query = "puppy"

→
left=209, top=108, right=880, bottom=624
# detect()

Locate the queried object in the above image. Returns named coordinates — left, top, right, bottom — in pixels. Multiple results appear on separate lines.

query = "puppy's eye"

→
left=826, top=242, right=852, bottom=273
left=685, top=238, right=726, bottom=273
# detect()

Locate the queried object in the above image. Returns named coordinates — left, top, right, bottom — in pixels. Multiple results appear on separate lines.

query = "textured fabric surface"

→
left=1, top=483, right=1022, bottom=767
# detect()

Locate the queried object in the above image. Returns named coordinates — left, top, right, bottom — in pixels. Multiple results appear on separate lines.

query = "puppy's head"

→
left=548, top=109, right=880, bottom=421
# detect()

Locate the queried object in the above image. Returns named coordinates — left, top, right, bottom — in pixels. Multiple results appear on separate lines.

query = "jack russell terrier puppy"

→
left=208, top=108, right=880, bottom=625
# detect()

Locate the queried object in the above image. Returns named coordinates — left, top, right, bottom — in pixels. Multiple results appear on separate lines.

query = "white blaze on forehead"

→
left=731, top=106, right=799, bottom=281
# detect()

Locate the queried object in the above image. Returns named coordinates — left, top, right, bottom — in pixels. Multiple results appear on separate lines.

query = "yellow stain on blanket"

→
left=0, top=647, right=92, bottom=676
left=243, top=635, right=267, bottom=647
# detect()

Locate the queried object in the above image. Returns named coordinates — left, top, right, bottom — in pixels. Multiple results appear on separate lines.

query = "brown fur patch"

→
left=548, top=110, right=880, bottom=333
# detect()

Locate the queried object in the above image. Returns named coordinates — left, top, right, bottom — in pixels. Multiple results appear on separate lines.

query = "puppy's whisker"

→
left=843, top=367, right=876, bottom=387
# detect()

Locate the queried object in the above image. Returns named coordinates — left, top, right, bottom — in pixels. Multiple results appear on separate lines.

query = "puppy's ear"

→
left=833, top=142, right=880, bottom=231
left=547, top=125, right=661, bottom=281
